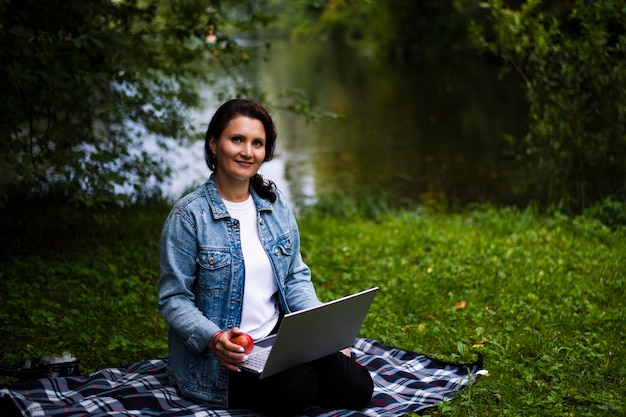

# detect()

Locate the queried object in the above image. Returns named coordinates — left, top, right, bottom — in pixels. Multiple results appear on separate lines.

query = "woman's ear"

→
left=208, top=136, right=217, bottom=155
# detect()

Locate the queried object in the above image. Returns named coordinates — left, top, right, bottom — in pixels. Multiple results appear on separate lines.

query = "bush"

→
left=472, top=0, right=626, bottom=212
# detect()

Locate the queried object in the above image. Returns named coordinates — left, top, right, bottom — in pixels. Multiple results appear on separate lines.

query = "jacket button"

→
left=274, top=249, right=280, bottom=256
left=208, top=256, right=215, bottom=264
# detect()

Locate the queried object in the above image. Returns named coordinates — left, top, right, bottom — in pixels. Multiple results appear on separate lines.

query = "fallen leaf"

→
left=455, top=300, right=467, bottom=309
left=472, top=337, right=486, bottom=348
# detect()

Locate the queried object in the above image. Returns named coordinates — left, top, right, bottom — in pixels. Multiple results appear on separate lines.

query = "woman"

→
left=158, top=98, right=374, bottom=413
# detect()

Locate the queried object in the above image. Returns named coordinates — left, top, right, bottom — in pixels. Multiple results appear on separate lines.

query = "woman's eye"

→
left=253, top=140, right=264, bottom=147
left=231, top=137, right=242, bottom=143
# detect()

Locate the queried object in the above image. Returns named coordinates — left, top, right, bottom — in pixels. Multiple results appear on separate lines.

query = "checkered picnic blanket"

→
left=0, top=338, right=484, bottom=417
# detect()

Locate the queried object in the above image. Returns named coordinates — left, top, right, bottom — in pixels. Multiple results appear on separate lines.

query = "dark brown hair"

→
left=204, top=98, right=277, bottom=202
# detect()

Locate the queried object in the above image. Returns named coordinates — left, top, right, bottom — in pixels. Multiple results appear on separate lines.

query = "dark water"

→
left=255, top=40, right=529, bottom=209
left=181, top=39, right=528, bottom=209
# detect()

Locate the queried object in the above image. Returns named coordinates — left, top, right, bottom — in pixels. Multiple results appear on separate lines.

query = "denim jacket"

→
left=158, top=174, right=321, bottom=407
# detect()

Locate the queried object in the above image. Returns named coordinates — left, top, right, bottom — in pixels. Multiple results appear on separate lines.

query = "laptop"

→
left=240, top=287, right=378, bottom=379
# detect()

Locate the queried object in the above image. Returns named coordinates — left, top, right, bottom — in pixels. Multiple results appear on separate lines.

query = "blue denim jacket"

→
left=158, top=174, right=321, bottom=407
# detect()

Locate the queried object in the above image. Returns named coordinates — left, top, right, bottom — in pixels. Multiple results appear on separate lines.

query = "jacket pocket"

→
left=196, top=249, right=232, bottom=295
left=270, top=236, right=294, bottom=279
left=273, top=236, right=294, bottom=257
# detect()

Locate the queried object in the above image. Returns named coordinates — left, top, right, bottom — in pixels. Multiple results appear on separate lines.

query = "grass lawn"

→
left=1, top=199, right=624, bottom=416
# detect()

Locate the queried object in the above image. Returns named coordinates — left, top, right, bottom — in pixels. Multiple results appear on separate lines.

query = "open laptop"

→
left=240, top=287, right=378, bottom=379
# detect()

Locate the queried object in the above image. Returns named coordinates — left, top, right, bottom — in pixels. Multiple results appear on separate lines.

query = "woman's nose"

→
left=240, top=143, right=252, bottom=157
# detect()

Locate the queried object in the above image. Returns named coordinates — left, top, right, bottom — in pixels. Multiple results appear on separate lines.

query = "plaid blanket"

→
left=1, top=338, right=483, bottom=417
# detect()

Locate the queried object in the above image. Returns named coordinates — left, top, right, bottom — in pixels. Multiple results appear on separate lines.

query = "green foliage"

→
left=472, top=0, right=626, bottom=212
left=0, top=0, right=271, bottom=206
left=281, top=0, right=486, bottom=56
left=298, top=187, right=397, bottom=221
left=0, top=200, right=624, bottom=415
left=583, top=197, right=626, bottom=229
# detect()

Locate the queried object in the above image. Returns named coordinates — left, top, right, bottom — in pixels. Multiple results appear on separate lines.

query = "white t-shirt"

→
left=224, top=195, right=279, bottom=340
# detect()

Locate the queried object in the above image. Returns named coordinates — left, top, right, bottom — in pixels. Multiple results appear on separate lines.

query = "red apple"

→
left=231, top=332, right=254, bottom=355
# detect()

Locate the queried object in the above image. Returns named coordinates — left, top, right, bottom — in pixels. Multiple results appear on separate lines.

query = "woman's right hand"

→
left=210, top=327, right=249, bottom=372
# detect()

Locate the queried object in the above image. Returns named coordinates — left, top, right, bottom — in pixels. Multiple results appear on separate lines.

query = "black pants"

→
left=228, top=352, right=374, bottom=413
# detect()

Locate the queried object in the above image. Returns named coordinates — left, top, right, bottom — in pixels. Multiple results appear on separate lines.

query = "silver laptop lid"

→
left=258, top=287, right=379, bottom=379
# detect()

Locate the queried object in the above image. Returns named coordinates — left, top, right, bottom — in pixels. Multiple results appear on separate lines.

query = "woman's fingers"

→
left=214, top=328, right=248, bottom=370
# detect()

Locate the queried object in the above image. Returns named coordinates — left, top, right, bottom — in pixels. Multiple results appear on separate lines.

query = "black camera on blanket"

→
left=0, top=352, right=80, bottom=380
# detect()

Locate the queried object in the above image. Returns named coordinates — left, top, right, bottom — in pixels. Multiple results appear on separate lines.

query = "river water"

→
left=163, top=39, right=528, bottom=210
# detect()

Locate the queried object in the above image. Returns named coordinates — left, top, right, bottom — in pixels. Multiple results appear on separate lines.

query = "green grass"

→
left=1, top=199, right=624, bottom=416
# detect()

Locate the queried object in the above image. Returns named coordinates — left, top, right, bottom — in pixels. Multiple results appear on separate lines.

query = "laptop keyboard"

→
left=244, top=349, right=270, bottom=369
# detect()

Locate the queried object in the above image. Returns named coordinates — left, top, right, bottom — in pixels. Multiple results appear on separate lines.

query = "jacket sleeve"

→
left=157, top=208, right=220, bottom=354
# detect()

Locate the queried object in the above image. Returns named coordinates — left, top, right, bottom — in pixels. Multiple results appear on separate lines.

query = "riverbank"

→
left=1, top=200, right=624, bottom=415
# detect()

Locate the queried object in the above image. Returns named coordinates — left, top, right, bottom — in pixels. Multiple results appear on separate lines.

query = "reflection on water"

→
left=258, top=40, right=528, bottom=209
left=164, top=39, right=527, bottom=209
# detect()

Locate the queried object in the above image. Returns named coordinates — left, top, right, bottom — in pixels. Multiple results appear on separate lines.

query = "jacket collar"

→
left=204, top=173, right=272, bottom=220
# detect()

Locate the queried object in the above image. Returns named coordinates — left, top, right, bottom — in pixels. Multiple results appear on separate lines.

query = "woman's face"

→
left=209, top=115, right=266, bottom=186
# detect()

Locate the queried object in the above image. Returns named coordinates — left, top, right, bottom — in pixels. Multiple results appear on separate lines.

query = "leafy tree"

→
left=472, top=0, right=626, bottom=211
left=363, top=0, right=486, bottom=57
left=0, top=0, right=269, bottom=205
left=283, top=0, right=486, bottom=55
